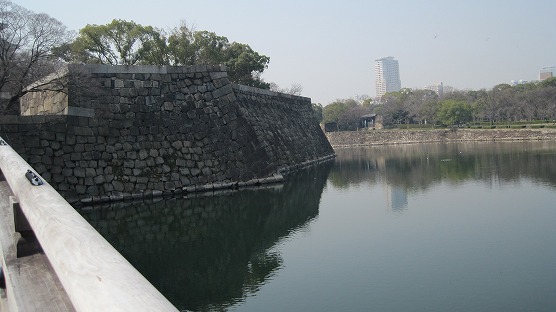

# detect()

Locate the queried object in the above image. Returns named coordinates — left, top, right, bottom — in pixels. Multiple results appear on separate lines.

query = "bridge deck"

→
left=0, top=181, right=75, bottom=311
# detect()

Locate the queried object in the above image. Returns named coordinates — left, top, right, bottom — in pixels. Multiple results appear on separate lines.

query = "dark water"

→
left=80, top=141, right=556, bottom=311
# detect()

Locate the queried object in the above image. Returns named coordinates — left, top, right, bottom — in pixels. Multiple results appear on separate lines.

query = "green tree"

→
left=436, top=99, right=472, bottom=125
left=312, top=103, right=323, bottom=123
left=322, top=101, right=348, bottom=124
left=67, top=19, right=164, bottom=65
left=167, top=22, right=196, bottom=65
left=224, top=42, right=270, bottom=88
left=322, top=98, right=370, bottom=130
left=191, top=30, right=228, bottom=65
left=539, top=77, right=556, bottom=88
left=322, top=99, right=358, bottom=124
left=67, top=20, right=271, bottom=88
left=139, top=28, right=169, bottom=65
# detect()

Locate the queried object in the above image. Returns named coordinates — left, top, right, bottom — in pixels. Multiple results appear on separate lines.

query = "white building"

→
left=375, top=56, right=401, bottom=98
left=424, top=82, right=444, bottom=97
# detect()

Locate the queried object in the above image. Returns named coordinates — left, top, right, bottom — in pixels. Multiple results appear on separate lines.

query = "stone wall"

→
left=326, top=128, right=556, bottom=147
left=0, top=64, right=334, bottom=204
left=233, top=84, right=335, bottom=173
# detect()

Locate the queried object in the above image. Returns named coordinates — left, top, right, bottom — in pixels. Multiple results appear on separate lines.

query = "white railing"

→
left=0, top=136, right=178, bottom=312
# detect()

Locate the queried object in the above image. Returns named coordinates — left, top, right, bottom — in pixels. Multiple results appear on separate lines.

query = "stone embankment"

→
left=0, top=64, right=334, bottom=204
left=326, top=128, right=556, bottom=147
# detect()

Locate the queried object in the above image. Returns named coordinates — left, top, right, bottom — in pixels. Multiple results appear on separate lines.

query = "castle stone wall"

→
left=1, top=64, right=334, bottom=205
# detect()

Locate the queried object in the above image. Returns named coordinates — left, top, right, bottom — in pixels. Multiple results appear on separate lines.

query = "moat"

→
left=80, top=141, right=556, bottom=311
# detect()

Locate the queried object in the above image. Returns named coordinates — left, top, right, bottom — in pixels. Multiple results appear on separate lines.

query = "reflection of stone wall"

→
left=326, top=129, right=556, bottom=147
left=80, top=162, right=332, bottom=311
left=0, top=65, right=334, bottom=204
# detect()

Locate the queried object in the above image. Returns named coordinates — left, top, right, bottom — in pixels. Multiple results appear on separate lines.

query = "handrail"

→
left=0, top=136, right=178, bottom=312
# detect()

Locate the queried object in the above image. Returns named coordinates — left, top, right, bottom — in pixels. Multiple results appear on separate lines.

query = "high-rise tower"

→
left=375, top=57, right=401, bottom=98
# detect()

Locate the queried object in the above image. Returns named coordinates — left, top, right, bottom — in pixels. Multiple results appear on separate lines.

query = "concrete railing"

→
left=0, top=136, right=177, bottom=311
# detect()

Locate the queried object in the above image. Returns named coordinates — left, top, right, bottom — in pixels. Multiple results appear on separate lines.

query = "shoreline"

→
left=325, top=128, right=556, bottom=148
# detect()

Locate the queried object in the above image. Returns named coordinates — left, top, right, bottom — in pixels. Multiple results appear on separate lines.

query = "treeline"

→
left=55, top=20, right=271, bottom=88
left=0, top=0, right=275, bottom=113
left=322, top=79, right=556, bottom=129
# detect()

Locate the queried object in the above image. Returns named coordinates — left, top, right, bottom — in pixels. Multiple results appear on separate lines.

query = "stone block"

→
left=112, top=180, right=124, bottom=192
left=76, top=185, right=87, bottom=195
left=122, top=142, right=133, bottom=152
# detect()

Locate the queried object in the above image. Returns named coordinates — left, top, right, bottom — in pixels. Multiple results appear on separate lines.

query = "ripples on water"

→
left=80, top=141, right=556, bottom=312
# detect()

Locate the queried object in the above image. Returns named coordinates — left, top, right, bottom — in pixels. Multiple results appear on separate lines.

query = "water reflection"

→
left=331, top=142, right=556, bottom=214
left=78, top=142, right=556, bottom=311
left=80, top=162, right=332, bottom=311
left=386, top=185, right=408, bottom=214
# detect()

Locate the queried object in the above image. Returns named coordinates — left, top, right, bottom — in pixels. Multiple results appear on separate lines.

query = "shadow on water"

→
left=330, top=141, right=556, bottom=192
left=79, top=161, right=333, bottom=311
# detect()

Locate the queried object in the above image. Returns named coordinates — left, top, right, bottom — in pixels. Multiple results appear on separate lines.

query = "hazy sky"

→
left=15, top=0, right=556, bottom=105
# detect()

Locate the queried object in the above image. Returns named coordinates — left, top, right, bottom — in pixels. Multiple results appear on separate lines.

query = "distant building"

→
left=375, top=57, right=401, bottom=98
left=424, top=82, right=455, bottom=97
left=385, top=185, right=408, bottom=213
left=424, top=82, right=444, bottom=97
left=540, top=67, right=554, bottom=81
left=510, top=79, right=529, bottom=86
left=359, top=113, right=377, bottom=129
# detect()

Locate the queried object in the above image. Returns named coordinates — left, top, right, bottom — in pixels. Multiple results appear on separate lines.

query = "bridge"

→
left=0, top=136, right=178, bottom=311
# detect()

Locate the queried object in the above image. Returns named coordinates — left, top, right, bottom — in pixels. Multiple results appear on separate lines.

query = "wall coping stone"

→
left=24, top=64, right=229, bottom=92
left=65, top=106, right=94, bottom=117
left=232, top=84, right=311, bottom=101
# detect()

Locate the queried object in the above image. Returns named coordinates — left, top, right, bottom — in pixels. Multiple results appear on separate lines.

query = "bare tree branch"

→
left=0, top=0, right=72, bottom=114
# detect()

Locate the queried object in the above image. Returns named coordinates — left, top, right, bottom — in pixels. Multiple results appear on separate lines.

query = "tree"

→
left=191, top=30, right=228, bottom=65
left=436, top=99, right=472, bottom=126
left=377, top=92, right=409, bottom=126
left=167, top=22, right=196, bottom=65
left=66, top=19, right=162, bottom=65
left=322, top=98, right=370, bottom=130
left=269, top=82, right=303, bottom=95
left=224, top=42, right=270, bottom=88
left=338, top=105, right=372, bottom=130
left=138, top=28, right=169, bottom=65
left=312, top=103, right=323, bottom=123
left=66, top=19, right=272, bottom=88
left=539, top=77, right=556, bottom=88
left=0, top=0, right=72, bottom=113
left=322, top=99, right=357, bottom=124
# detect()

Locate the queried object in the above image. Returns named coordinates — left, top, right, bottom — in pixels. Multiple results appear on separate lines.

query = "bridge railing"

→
left=0, top=136, right=178, bottom=312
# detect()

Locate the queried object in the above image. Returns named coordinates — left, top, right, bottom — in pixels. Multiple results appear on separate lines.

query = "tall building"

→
left=540, top=67, right=554, bottom=81
left=375, top=56, right=401, bottom=98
